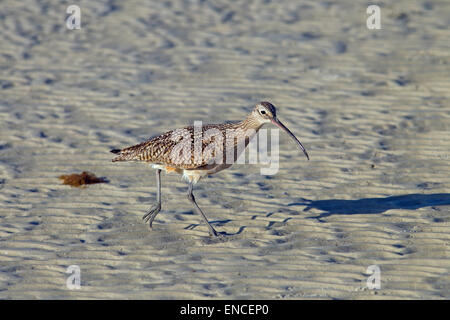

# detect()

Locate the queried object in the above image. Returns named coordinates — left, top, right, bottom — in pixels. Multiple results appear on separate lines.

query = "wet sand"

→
left=0, top=0, right=449, bottom=299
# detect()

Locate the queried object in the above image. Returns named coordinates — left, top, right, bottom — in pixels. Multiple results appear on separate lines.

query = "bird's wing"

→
left=111, top=122, right=243, bottom=169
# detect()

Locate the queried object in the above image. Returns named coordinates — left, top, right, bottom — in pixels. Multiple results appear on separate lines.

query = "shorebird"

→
left=111, top=101, right=309, bottom=237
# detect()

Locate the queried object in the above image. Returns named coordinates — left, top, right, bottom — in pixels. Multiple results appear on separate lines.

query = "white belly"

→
left=151, top=163, right=232, bottom=184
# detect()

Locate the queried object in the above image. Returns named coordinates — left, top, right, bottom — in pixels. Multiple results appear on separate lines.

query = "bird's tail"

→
left=110, top=147, right=142, bottom=162
left=110, top=148, right=123, bottom=162
left=111, top=140, right=152, bottom=162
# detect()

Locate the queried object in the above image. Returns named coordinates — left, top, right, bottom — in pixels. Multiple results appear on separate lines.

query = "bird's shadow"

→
left=288, top=193, right=450, bottom=222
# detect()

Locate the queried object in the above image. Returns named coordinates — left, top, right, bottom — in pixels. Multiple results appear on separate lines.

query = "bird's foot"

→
left=209, top=228, right=225, bottom=238
left=142, top=203, right=161, bottom=228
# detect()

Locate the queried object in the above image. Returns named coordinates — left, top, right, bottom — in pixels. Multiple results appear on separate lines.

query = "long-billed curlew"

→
left=111, top=101, right=309, bottom=237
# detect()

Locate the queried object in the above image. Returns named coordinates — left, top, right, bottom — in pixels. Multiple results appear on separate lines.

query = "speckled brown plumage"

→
left=112, top=120, right=261, bottom=169
left=112, top=101, right=309, bottom=171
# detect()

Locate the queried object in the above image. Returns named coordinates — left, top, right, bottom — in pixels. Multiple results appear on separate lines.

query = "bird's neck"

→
left=239, top=115, right=264, bottom=131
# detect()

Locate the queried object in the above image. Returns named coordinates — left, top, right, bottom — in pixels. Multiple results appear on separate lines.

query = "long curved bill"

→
left=271, top=118, right=310, bottom=160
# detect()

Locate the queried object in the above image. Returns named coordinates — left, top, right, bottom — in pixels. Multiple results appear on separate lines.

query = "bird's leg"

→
left=187, top=182, right=220, bottom=237
left=142, top=169, right=162, bottom=228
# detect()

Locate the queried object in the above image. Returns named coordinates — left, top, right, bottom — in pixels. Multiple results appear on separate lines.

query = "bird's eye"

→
left=260, top=110, right=266, bottom=115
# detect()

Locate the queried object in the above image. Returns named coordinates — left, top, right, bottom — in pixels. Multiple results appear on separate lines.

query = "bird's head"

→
left=252, top=101, right=309, bottom=160
left=252, top=101, right=277, bottom=124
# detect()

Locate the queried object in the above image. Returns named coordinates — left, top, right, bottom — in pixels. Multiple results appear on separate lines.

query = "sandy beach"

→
left=0, top=0, right=449, bottom=299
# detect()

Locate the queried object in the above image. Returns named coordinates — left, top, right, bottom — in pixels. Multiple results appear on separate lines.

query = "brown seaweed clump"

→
left=59, top=171, right=107, bottom=187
